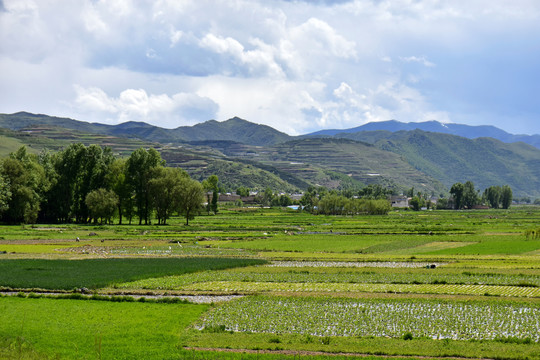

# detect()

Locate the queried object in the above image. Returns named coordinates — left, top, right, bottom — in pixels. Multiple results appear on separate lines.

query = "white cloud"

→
left=400, top=56, right=435, bottom=67
left=1, top=0, right=540, bottom=135
left=289, top=18, right=357, bottom=60
left=74, top=86, right=218, bottom=128
left=199, top=33, right=285, bottom=78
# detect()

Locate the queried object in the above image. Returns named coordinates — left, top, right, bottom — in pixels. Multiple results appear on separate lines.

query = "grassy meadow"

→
left=0, top=206, right=539, bottom=359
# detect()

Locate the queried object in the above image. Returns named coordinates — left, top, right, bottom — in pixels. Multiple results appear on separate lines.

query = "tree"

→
left=106, top=159, right=132, bottom=225
left=85, top=188, right=118, bottom=224
left=1, top=147, right=47, bottom=223
left=318, top=194, right=348, bottom=215
left=450, top=182, right=464, bottom=210
left=436, top=198, right=449, bottom=210
left=236, top=186, right=250, bottom=197
left=44, top=143, right=113, bottom=223
left=462, top=181, right=478, bottom=209
left=149, top=167, right=188, bottom=225
left=0, top=172, right=11, bottom=218
left=126, top=148, right=165, bottom=225
left=262, top=187, right=275, bottom=207
left=202, top=175, right=219, bottom=215
left=359, top=184, right=391, bottom=199
left=409, top=196, right=425, bottom=211
left=273, top=194, right=292, bottom=207
left=501, top=185, right=513, bottom=209
left=211, top=189, right=219, bottom=214
left=300, top=186, right=318, bottom=213
left=483, top=186, right=501, bottom=209
left=177, top=178, right=204, bottom=225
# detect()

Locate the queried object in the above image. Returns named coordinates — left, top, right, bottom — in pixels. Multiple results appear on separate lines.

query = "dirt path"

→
left=185, top=347, right=495, bottom=360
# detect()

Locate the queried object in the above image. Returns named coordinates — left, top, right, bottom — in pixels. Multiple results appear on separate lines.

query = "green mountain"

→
left=337, top=130, right=540, bottom=198
left=236, top=138, right=446, bottom=195
left=1, top=112, right=540, bottom=197
left=0, top=112, right=291, bottom=146
left=308, top=119, right=540, bottom=150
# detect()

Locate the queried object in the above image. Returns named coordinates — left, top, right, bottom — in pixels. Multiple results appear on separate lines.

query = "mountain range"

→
left=308, top=120, right=540, bottom=149
left=1, top=112, right=539, bottom=198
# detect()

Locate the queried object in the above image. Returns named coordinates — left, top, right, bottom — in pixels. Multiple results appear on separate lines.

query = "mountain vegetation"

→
left=1, top=112, right=539, bottom=198
left=337, top=130, right=540, bottom=198
left=308, top=119, right=540, bottom=149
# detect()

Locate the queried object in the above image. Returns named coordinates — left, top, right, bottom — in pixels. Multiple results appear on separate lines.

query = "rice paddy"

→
left=0, top=206, right=539, bottom=359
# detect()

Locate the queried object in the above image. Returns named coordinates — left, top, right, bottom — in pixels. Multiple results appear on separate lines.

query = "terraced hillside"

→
left=338, top=130, right=540, bottom=197
left=256, top=138, right=447, bottom=194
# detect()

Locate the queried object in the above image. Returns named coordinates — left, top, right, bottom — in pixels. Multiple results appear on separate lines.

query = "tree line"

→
left=447, top=181, right=513, bottom=210
left=298, top=185, right=392, bottom=215
left=0, top=144, right=523, bottom=224
left=0, top=145, right=212, bottom=225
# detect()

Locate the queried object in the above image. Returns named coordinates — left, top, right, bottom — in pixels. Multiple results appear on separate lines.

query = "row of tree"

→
left=299, top=185, right=392, bottom=215
left=448, top=181, right=513, bottom=210
left=0, top=145, right=210, bottom=225
left=0, top=145, right=523, bottom=224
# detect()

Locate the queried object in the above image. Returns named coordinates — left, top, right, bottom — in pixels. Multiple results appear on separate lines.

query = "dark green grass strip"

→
left=0, top=257, right=266, bottom=290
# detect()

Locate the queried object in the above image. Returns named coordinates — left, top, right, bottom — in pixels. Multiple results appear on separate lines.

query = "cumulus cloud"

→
left=324, top=80, right=450, bottom=129
left=199, top=34, right=285, bottom=78
left=74, top=86, right=219, bottom=128
left=1, top=0, right=540, bottom=135
left=289, top=18, right=357, bottom=60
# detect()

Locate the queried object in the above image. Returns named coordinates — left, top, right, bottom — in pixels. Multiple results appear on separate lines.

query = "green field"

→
left=0, top=296, right=207, bottom=359
left=0, top=206, right=539, bottom=359
left=0, top=257, right=265, bottom=290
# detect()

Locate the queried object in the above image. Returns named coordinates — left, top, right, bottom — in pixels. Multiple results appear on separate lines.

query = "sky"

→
left=1, top=0, right=539, bottom=136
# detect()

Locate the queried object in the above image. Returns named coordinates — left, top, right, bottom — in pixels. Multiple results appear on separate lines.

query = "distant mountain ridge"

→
left=2, top=112, right=538, bottom=148
left=307, top=120, right=540, bottom=149
left=1, top=112, right=540, bottom=197
left=0, top=112, right=292, bottom=146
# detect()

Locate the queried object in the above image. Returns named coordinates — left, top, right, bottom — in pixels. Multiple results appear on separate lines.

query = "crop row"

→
left=200, top=296, right=540, bottom=341
left=267, top=261, right=445, bottom=268
left=116, top=268, right=539, bottom=290
left=181, top=281, right=540, bottom=297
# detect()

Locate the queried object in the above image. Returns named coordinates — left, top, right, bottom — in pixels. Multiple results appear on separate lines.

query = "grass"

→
left=115, top=264, right=540, bottom=291
left=0, top=257, right=266, bottom=290
left=0, top=206, right=538, bottom=359
left=427, top=239, right=540, bottom=255
left=207, top=234, right=388, bottom=253
left=185, top=330, right=540, bottom=360
left=0, top=296, right=208, bottom=359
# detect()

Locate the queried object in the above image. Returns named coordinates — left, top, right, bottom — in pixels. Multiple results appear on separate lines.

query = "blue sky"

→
left=1, top=0, right=539, bottom=135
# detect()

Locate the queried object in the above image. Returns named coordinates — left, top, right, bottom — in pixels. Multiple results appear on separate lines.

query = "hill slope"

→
left=0, top=112, right=291, bottom=146
left=308, top=120, right=540, bottom=149
left=2, top=112, right=539, bottom=197
left=339, top=130, right=540, bottom=197
left=237, top=138, right=447, bottom=195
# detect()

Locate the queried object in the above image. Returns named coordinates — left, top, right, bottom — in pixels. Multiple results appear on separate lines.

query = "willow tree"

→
left=126, top=148, right=165, bottom=225
left=177, top=178, right=204, bottom=226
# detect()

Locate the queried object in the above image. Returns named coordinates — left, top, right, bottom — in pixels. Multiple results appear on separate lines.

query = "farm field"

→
left=0, top=207, right=539, bottom=359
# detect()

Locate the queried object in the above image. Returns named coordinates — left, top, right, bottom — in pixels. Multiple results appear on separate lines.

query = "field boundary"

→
left=185, top=347, right=495, bottom=360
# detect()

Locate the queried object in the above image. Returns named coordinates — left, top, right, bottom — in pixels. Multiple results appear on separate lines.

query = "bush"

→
left=402, top=332, right=414, bottom=340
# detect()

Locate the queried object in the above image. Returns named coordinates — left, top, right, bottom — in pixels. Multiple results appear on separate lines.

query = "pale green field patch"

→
left=392, top=241, right=477, bottom=255
left=180, top=281, right=540, bottom=297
